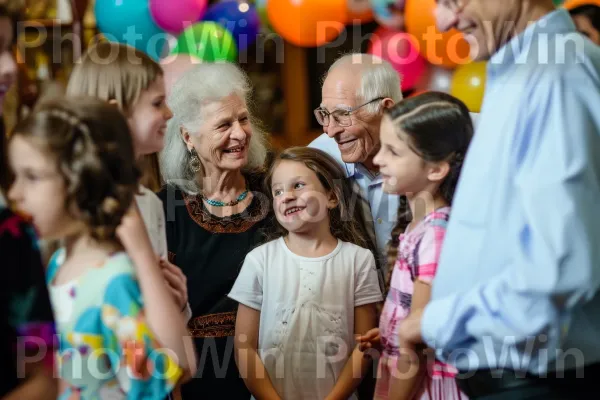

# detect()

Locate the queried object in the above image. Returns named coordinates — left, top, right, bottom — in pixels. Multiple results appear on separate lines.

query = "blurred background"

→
left=3, top=0, right=582, bottom=150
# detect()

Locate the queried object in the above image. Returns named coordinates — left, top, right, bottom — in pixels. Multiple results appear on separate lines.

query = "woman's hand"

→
left=160, top=258, right=188, bottom=312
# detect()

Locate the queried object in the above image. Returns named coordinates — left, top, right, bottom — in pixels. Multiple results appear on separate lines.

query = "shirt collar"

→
left=488, top=9, right=576, bottom=79
left=344, top=162, right=356, bottom=177
left=352, top=162, right=383, bottom=184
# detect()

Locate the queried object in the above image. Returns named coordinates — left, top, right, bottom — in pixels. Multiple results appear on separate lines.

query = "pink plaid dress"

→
left=375, top=207, right=467, bottom=400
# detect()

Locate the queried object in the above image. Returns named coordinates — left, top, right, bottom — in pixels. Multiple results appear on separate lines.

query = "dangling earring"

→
left=189, top=148, right=201, bottom=173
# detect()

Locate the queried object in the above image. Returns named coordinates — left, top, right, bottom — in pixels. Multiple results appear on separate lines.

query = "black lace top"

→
left=157, top=172, right=275, bottom=398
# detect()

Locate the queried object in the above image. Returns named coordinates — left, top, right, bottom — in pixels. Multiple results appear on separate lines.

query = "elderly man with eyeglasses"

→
left=309, top=54, right=479, bottom=280
left=309, top=54, right=402, bottom=278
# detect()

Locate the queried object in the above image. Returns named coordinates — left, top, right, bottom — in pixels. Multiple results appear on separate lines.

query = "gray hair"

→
left=325, top=53, right=403, bottom=114
left=160, top=63, right=269, bottom=194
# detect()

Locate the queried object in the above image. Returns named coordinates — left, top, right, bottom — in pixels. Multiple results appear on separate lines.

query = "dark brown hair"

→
left=383, top=92, right=474, bottom=294
left=10, top=96, right=141, bottom=241
left=264, top=147, right=375, bottom=251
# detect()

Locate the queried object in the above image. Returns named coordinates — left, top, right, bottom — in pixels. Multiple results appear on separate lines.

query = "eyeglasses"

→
left=314, top=97, right=384, bottom=127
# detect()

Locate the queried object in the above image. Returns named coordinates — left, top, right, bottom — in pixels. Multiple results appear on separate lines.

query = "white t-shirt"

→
left=135, top=185, right=168, bottom=259
left=135, top=185, right=192, bottom=321
left=228, top=237, right=383, bottom=400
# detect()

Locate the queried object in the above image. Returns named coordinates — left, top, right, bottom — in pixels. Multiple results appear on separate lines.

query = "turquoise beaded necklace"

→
left=201, top=189, right=249, bottom=207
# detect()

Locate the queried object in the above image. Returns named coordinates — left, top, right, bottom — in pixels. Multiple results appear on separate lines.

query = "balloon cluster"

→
left=364, top=0, right=585, bottom=111
left=95, top=0, right=262, bottom=63
left=93, top=0, right=581, bottom=112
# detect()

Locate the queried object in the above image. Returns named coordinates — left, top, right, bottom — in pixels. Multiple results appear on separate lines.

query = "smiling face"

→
left=128, top=76, right=172, bottom=157
left=373, top=116, right=432, bottom=195
left=8, top=136, right=83, bottom=240
left=320, top=66, right=383, bottom=165
left=182, top=93, right=252, bottom=174
left=436, top=0, right=522, bottom=61
left=270, top=159, right=338, bottom=235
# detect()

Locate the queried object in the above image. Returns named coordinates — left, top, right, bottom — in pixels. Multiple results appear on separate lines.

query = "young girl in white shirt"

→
left=229, top=147, right=383, bottom=400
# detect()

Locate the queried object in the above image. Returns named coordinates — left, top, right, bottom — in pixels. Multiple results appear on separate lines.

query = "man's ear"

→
left=381, top=97, right=395, bottom=111
left=180, top=126, right=194, bottom=151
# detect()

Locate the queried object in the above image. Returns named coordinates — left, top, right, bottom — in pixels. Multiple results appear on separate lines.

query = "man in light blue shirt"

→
left=400, top=1, right=600, bottom=398
left=309, top=54, right=402, bottom=276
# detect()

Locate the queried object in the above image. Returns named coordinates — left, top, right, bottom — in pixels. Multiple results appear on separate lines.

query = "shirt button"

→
left=377, top=218, right=382, bottom=224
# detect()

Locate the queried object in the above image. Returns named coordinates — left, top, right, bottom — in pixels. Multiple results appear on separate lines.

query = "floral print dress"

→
left=47, top=249, right=182, bottom=399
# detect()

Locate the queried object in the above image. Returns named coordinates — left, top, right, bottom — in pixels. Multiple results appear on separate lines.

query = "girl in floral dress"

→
left=7, top=97, right=187, bottom=399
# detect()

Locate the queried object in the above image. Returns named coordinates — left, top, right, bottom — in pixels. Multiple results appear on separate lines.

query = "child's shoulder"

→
left=422, top=206, right=451, bottom=231
left=99, top=252, right=137, bottom=275
left=48, top=249, right=136, bottom=283
left=412, top=207, right=452, bottom=254
left=337, top=240, right=375, bottom=261
left=247, top=237, right=283, bottom=259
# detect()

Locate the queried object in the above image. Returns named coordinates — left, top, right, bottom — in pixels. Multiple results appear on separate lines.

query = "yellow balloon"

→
left=450, top=61, right=487, bottom=113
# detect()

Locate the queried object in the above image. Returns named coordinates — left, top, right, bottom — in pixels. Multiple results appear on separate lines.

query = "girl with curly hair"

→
left=6, top=97, right=191, bottom=399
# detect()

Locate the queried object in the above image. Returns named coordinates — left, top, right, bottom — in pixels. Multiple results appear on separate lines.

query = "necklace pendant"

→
left=202, top=189, right=249, bottom=207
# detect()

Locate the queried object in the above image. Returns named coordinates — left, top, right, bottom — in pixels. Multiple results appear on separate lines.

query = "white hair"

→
left=326, top=53, right=403, bottom=114
left=160, top=63, right=268, bottom=194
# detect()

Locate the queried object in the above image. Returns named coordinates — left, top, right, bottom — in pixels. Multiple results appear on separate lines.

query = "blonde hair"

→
left=67, top=41, right=163, bottom=113
left=161, top=63, right=269, bottom=194
left=67, top=41, right=164, bottom=189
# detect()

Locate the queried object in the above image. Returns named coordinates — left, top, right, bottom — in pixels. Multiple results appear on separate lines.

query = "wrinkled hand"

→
left=160, top=258, right=188, bottom=311
left=356, top=328, right=381, bottom=352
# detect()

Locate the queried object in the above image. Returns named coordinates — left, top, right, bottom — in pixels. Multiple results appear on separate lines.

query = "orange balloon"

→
left=563, top=0, right=600, bottom=8
left=267, top=0, right=348, bottom=47
left=404, top=0, right=470, bottom=69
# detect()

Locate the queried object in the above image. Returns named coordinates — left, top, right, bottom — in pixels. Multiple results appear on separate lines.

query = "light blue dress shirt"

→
left=309, top=133, right=400, bottom=269
left=422, top=9, right=600, bottom=374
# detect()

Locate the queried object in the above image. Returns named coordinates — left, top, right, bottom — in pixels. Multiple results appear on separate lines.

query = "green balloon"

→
left=172, top=22, right=238, bottom=62
left=553, top=0, right=564, bottom=5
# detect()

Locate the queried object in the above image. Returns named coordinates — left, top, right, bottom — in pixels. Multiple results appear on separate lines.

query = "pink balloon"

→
left=150, top=0, right=209, bottom=34
left=160, top=53, right=203, bottom=95
left=367, top=27, right=427, bottom=91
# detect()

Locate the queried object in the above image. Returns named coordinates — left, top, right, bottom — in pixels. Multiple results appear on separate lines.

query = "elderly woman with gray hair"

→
left=158, top=63, right=273, bottom=399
